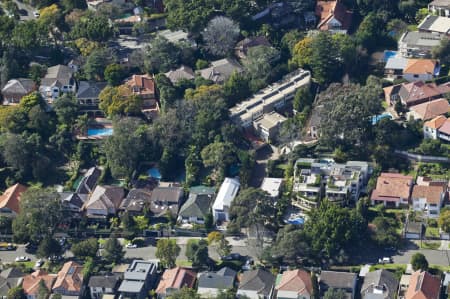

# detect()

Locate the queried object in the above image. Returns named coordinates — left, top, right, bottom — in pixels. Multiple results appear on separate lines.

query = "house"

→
left=23, top=270, right=56, bottom=299
left=319, top=271, right=357, bottom=299
left=1, top=79, right=36, bottom=105
left=438, top=118, right=450, bottom=141
left=418, top=15, right=450, bottom=35
left=384, top=57, right=408, bottom=81
left=251, top=2, right=297, bottom=29
left=83, top=185, right=125, bottom=218
left=198, top=58, right=243, bottom=84
left=404, top=271, right=440, bottom=299
left=230, top=69, right=311, bottom=128
left=429, top=0, right=450, bottom=17
left=115, top=15, right=142, bottom=35
left=178, top=186, right=215, bottom=224
left=411, top=184, right=447, bottom=218
left=76, top=81, right=108, bottom=117
left=315, top=0, right=352, bottom=34
left=52, top=261, right=84, bottom=296
left=0, top=183, right=27, bottom=217
left=261, top=178, right=283, bottom=199
left=88, top=275, right=120, bottom=299
left=197, top=267, right=237, bottom=298
left=253, top=111, right=287, bottom=142
left=424, top=115, right=448, bottom=139
left=59, top=192, right=86, bottom=215
left=398, top=31, right=443, bottom=58
left=164, top=66, right=195, bottom=84
left=158, top=30, right=196, bottom=47
left=76, top=167, right=101, bottom=195
left=360, top=269, right=399, bottom=299
left=125, top=74, right=159, bottom=118
left=408, top=98, right=450, bottom=120
left=0, top=268, right=24, bottom=298
left=118, top=260, right=158, bottom=299
left=148, top=186, right=183, bottom=219
left=68, top=56, right=84, bottom=73
left=237, top=268, right=275, bottom=299
left=119, top=188, right=152, bottom=216
left=403, top=59, right=440, bottom=82
left=155, top=267, right=196, bottom=299
left=112, top=264, right=130, bottom=279
left=39, top=65, right=76, bottom=102
left=212, top=178, right=240, bottom=223
left=370, top=173, right=413, bottom=207
left=404, top=220, right=424, bottom=239
left=383, top=81, right=450, bottom=107
left=293, top=159, right=370, bottom=212
left=274, top=269, right=313, bottom=299
left=235, top=36, right=271, bottom=59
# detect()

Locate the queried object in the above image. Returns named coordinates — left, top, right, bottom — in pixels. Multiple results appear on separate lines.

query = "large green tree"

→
left=309, top=32, right=342, bottom=85
left=156, top=239, right=181, bottom=268
left=411, top=252, right=428, bottom=271
left=71, top=238, right=99, bottom=260
left=185, top=239, right=209, bottom=269
left=37, top=236, right=62, bottom=258
left=102, top=238, right=124, bottom=264
left=144, top=36, right=181, bottom=73
left=12, top=188, right=63, bottom=244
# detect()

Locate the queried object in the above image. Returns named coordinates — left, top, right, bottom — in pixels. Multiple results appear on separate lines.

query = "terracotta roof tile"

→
left=410, top=98, right=450, bottom=120
left=316, top=0, right=352, bottom=31
left=0, top=184, right=27, bottom=214
left=155, top=267, right=196, bottom=295
left=411, top=185, right=445, bottom=204
left=371, top=173, right=413, bottom=202
left=404, top=59, right=438, bottom=75
left=424, top=115, right=447, bottom=129
left=275, top=269, right=312, bottom=296
left=23, top=270, right=56, bottom=296
left=52, top=261, right=84, bottom=294
left=405, top=271, right=440, bottom=299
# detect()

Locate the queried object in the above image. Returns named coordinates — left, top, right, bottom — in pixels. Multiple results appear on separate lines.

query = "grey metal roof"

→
left=123, top=260, right=157, bottom=281
left=319, top=271, right=357, bottom=289
left=430, top=0, right=450, bottom=7
left=361, top=270, right=399, bottom=299
left=77, top=81, right=108, bottom=99
left=178, top=192, right=214, bottom=219
left=238, top=269, right=275, bottom=296
left=1, top=79, right=35, bottom=95
left=385, top=57, right=408, bottom=70
left=216, top=267, right=237, bottom=278
left=120, top=188, right=152, bottom=212
left=198, top=272, right=234, bottom=290
left=118, top=280, right=144, bottom=293
left=88, top=275, right=120, bottom=289
left=400, top=31, right=442, bottom=48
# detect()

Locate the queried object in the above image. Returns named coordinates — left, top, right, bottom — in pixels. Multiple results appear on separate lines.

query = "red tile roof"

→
left=0, top=184, right=27, bottom=214
left=410, top=98, right=450, bottom=120
left=424, top=115, right=447, bottom=129
left=23, top=270, right=56, bottom=296
left=125, top=74, right=155, bottom=97
left=405, top=271, right=440, bottom=299
left=156, top=267, right=196, bottom=295
left=52, top=261, right=84, bottom=294
left=316, top=0, right=352, bottom=31
left=275, top=269, right=313, bottom=296
left=371, top=173, right=413, bottom=202
left=438, top=119, right=450, bottom=135
left=411, top=185, right=445, bottom=204
left=404, top=59, right=438, bottom=75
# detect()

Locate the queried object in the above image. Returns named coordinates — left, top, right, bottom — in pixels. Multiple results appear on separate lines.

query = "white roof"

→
left=385, top=57, right=408, bottom=70
left=260, top=178, right=283, bottom=197
left=212, top=178, right=240, bottom=211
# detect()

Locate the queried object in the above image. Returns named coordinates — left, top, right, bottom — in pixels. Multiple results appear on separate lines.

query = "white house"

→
left=39, top=65, right=76, bottom=102
left=260, top=178, right=283, bottom=199
left=212, top=178, right=240, bottom=223
left=411, top=184, right=447, bottom=218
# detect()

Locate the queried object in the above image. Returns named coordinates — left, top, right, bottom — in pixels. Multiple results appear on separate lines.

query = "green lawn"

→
left=176, top=260, right=193, bottom=267
left=370, top=264, right=406, bottom=272
left=420, top=241, right=440, bottom=250
left=425, top=227, right=440, bottom=238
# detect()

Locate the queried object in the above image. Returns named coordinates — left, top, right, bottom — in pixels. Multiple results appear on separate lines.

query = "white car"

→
left=126, top=243, right=137, bottom=248
left=15, top=256, right=30, bottom=262
left=34, top=259, right=44, bottom=268
left=33, top=11, right=40, bottom=18
left=378, top=257, right=392, bottom=264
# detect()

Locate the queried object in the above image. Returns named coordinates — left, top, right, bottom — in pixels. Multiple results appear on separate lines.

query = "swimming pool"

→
left=287, top=217, right=304, bottom=225
left=383, top=50, right=398, bottom=62
left=372, top=113, right=393, bottom=125
left=147, top=167, right=162, bottom=180
left=87, top=127, right=113, bottom=137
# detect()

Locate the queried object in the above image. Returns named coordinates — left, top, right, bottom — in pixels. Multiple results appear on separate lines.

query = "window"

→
left=413, top=74, right=419, bottom=78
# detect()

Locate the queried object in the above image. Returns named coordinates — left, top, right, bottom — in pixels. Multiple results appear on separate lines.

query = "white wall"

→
left=403, top=73, right=434, bottom=82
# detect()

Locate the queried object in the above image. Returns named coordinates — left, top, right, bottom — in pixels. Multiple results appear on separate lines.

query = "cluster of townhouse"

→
left=229, top=69, right=311, bottom=143
left=292, top=158, right=371, bottom=212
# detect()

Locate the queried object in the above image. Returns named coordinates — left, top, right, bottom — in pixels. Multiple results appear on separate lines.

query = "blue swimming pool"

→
left=287, top=217, right=304, bottom=225
left=87, top=127, right=113, bottom=137
left=383, top=50, right=398, bottom=62
left=147, top=167, right=162, bottom=180
left=372, top=113, right=393, bottom=125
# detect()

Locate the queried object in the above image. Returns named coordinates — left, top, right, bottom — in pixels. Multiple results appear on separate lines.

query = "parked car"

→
left=221, top=253, right=242, bottom=261
left=48, top=255, right=62, bottom=262
left=378, top=257, right=392, bottom=264
left=34, top=259, right=44, bottom=268
left=126, top=243, right=137, bottom=249
left=15, top=256, right=30, bottom=262
left=25, top=243, right=37, bottom=253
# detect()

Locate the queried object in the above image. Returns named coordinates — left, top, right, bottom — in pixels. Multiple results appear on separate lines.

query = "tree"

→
left=439, top=209, right=450, bottom=233
left=104, top=118, right=147, bottom=180
left=37, top=280, right=49, bottom=299
left=185, top=239, right=209, bottom=268
left=370, top=216, right=399, bottom=248
left=71, top=238, right=99, bottom=260
left=223, top=71, right=251, bottom=107
left=185, top=146, right=202, bottom=187
left=207, top=231, right=231, bottom=257
left=355, top=13, right=391, bottom=53
left=243, top=45, right=280, bottom=91
left=154, top=74, right=179, bottom=113
left=84, top=48, right=115, bottom=81
left=311, top=273, right=319, bottom=299
left=156, top=239, right=181, bottom=268
left=293, top=86, right=314, bottom=113
left=203, top=16, right=240, bottom=57
left=7, top=286, right=25, bottom=299
left=104, top=64, right=124, bottom=86
left=37, top=236, right=62, bottom=258
left=144, top=36, right=181, bottom=73
left=133, top=215, right=149, bottom=231
left=411, top=253, right=428, bottom=271
left=290, top=37, right=313, bottom=69
left=53, top=94, right=79, bottom=127
left=200, top=141, right=237, bottom=179
left=270, top=225, right=311, bottom=264
left=12, top=188, right=63, bottom=244
left=415, top=8, right=429, bottom=24
left=71, top=14, right=113, bottom=42
left=99, top=85, right=142, bottom=117
left=309, top=32, right=342, bottom=85
left=433, top=38, right=450, bottom=66
left=167, top=287, right=200, bottom=299
left=323, top=288, right=346, bottom=299
left=102, top=238, right=124, bottom=264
